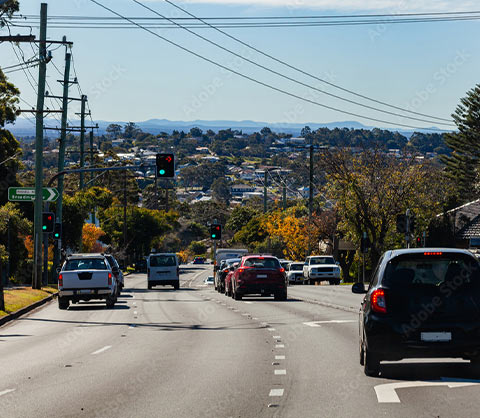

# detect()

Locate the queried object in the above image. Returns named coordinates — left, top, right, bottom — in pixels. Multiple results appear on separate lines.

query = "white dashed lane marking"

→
left=273, top=336, right=281, bottom=339
left=275, top=355, right=285, bottom=360
left=244, top=301, right=253, bottom=304
left=275, top=370, right=287, bottom=375
left=0, top=389, right=15, bottom=397
left=303, top=320, right=355, bottom=327
left=91, top=345, right=112, bottom=355
left=269, top=389, right=284, bottom=397
left=267, top=328, right=276, bottom=332
left=275, top=344, right=285, bottom=348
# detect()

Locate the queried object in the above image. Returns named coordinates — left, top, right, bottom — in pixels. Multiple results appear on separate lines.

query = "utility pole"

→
left=79, top=95, right=87, bottom=189
left=307, top=144, right=314, bottom=256
left=263, top=170, right=268, bottom=213
left=89, top=130, right=95, bottom=181
left=53, top=45, right=72, bottom=274
left=33, top=3, right=48, bottom=290
left=123, top=171, right=127, bottom=268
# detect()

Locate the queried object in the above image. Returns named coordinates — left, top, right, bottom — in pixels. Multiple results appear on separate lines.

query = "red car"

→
left=231, top=255, right=287, bottom=301
left=224, top=262, right=239, bottom=297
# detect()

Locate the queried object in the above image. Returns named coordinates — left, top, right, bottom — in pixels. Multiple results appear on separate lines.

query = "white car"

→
left=303, top=256, right=341, bottom=285
left=204, top=276, right=214, bottom=285
left=58, top=254, right=118, bottom=309
left=286, top=262, right=305, bottom=285
left=147, top=253, right=180, bottom=290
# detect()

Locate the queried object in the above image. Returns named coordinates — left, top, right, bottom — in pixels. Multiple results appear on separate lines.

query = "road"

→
left=1, top=265, right=479, bottom=417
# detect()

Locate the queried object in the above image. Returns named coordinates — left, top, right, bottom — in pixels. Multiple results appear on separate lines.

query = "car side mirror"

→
left=352, top=282, right=367, bottom=294
left=112, top=266, right=120, bottom=274
left=56, top=267, right=61, bottom=274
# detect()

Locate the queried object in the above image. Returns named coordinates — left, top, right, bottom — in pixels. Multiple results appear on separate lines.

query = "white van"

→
left=147, top=253, right=180, bottom=290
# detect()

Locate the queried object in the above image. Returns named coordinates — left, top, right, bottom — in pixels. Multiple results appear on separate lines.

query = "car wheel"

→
left=174, top=282, right=180, bottom=290
left=364, top=345, right=380, bottom=377
left=233, top=287, right=242, bottom=300
left=359, top=339, right=365, bottom=366
left=274, top=292, right=287, bottom=301
left=329, top=280, right=334, bottom=285
left=470, top=358, right=480, bottom=375
left=58, top=297, right=69, bottom=310
left=106, top=295, right=115, bottom=309
left=148, top=284, right=152, bottom=290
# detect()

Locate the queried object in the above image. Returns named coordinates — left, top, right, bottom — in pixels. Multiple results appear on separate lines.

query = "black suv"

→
left=353, top=248, right=480, bottom=376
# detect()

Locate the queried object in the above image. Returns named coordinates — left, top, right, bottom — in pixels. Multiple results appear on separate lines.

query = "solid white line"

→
left=244, top=301, right=253, bottom=304
left=267, top=328, right=276, bottom=332
left=275, top=369, right=287, bottom=375
left=0, top=389, right=15, bottom=397
left=275, top=355, right=285, bottom=360
left=273, top=336, right=281, bottom=339
left=303, top=320, right=356, bottom=327
left=275, top=344, right=285, bottom=348
left=269, top=389, right=284, bottom=397
left=91, top=345, right=112, bottom=355
left=242, top=313, right=250, bottom=316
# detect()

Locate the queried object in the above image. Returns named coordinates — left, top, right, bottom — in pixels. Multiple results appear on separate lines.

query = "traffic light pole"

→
left=43, top=203, right=49, bottom=285
left=33, top=3, right=48, bottom=290
left=405, top=208, right=411, bottom=249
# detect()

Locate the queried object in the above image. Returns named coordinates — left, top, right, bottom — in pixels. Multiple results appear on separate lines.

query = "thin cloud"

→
left=150, top=0, right=477, bottom=12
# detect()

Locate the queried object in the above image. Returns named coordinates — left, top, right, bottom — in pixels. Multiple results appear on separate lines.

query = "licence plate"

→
left=257, top=275, right=267, bottom=278
left=78, top=289, right=93, bottom=295
left=421, top=332, right=452, bottom=342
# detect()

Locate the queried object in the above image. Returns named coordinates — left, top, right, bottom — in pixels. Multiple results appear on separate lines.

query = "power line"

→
left=132, top=0, right=452, bottom=127
left=88, top=0, right=449, bottom=132
left=161, top=0, right=453, bottom=124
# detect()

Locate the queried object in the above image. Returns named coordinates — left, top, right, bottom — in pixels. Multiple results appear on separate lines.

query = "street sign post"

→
left=8, top=187, right=59, bottom=202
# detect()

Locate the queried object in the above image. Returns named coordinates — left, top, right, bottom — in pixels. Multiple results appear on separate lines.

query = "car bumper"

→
left=236, top=282, right=286, bottom=296
left=365, top=314, right=480, bottom=360
left=148, top=279, right=179, bottom=286
left=307, top=272, right=340, bottom=279
left=59, top=288, right=113, bottom=300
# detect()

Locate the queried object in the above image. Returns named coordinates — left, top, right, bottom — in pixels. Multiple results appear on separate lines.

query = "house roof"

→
left=457, top=214, right=480, bottom=239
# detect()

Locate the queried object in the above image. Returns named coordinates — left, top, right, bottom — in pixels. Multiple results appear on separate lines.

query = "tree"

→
left=189, top=127, right=203, bottom=137
left=0, top=129, right=22, bottom=205
left=188, top=241, right=207, bottom=255
left=442, top=84, right=480, bottom=201
left=106, top=123, right=123, bottom=139
left=0, top=1, right=19, bottom=27
left=82, top=224, right=105, bottom=253
left=226, top=206, right=259, bottom=234
left=322, top=148, right=451, bottom=267
left=123, top=122, right=141, bottom=139
left=211, top=177, right=231, bottom=204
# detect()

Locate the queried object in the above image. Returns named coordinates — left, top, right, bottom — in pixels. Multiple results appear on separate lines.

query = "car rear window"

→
left=383, top=253, right=480, bottom=287
left=310, top=257, right=335, bottom=265
left=64, top=258, right=107, bottom=271
left=243, top=257, right=280, bottom=268
left=150, top=255, right=177, bottom=267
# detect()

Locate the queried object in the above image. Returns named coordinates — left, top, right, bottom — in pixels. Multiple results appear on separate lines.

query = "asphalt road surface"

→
left=1, top=266, right=480, bottom=417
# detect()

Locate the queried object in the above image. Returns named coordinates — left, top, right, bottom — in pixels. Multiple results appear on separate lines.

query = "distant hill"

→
left=6, top=117, right=448, bottom=139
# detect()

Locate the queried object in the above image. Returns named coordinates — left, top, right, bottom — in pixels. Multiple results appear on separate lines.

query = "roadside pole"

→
left=79, top=95, right=87, bottom=189
left=123, top=171, right=127, bottom=268
left=33, top=3, right=48, bottom=289
left=263, top=170, right=268, bottom=213
left=43, top=203, right=49, bottom=285
left=405, top=208, right=411, bottom=249
left=307, top=144, right=314, bottom=256
left=53, top=45, right=72, bottom=274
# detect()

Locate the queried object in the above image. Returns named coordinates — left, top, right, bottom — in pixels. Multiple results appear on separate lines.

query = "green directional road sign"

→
left=8, top=187, right=60, bottom=202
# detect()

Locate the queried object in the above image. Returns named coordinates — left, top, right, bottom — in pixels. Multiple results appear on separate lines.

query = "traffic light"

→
left=156, top=153, right=175, bottom=178
left=416, top=236, right=422, bottom=247
left=396, top=214, right=407, bottom=234
left=42, top=212, right=55, bottom=233
left=409, top=214, right=416, bottom=232
left=210, top=224, right=221, bottom=240
left=53, top=222, right=62, bottom=240
left=360, top=233, right=371, bottom=254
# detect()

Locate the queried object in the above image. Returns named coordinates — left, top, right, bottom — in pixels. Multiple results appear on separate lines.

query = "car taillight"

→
left=279, top=268, right=285, bottom=273
left=371, top=289, right=387, bottom=314
left=108, top=273, right=112, bottom=286
left=58, top=274, right=63, bottom=287
left=237, top=266, right=252, bottom=274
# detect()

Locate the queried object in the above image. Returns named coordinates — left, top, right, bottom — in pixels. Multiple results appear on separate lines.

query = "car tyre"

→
left=274, top=292, right=287, bottom=301
left=363, top=345, right=380, bottom=377
left=470, top=358, right=480, bottom=375
left=233, top=287, right=242, bottom=300
left=174, top=282, right=180, bottom=290
left=106, top=295, right=115, bottom=309
left=148, top=283, right=152, bottom=290
left=58, top=297, right=69, bottom=310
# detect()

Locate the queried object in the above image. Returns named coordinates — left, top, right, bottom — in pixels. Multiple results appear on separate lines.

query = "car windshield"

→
left=243, top=257, right=280, bottom=268
left=150, top=255, right=176, bottom=267
left=105, top=256, right=118, bottom=268
left=290, top=264, right=304, bottom=271
left=383, top=253, right=480, bottom=287
left=64, top=258, right=107, bottom=271
left=310, top=257, right=335, bottom=265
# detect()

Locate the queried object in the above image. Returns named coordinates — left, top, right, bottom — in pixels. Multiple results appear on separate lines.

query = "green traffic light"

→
left=212, top=234, right=216, bottom=238
left=159, top=169, right=166, bottom=175
left=42, top=226, right=47, bottom=230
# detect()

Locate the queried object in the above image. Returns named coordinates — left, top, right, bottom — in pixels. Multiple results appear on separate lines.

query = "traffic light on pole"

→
left=396, top=214, right=407, bottom=234
left=53, top=223, right=62, bottom=240
left=42, top=212, right=55, bottom=233
left=210, top=224, right=221, bottom=240
left=156, top=153, right=175, bottom=178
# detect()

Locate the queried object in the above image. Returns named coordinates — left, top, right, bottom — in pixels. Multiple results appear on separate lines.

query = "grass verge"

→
left=0, top=286, right=57, bottom=318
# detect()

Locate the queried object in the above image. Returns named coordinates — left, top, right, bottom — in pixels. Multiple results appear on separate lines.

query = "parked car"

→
left=224, top=262, right=239, bottom=297
left=104, top=254, right=124, bottom=293
left=147, top=253, right=180, bottom=290
left=353, top=248, right=480, bottom=376
left=286, top=262, right=305, bottom=285
left=231, top=255, right=287, bottom=301
left=204, top=276, right=214, bottom=285
left=193, top=256, right=205, bottom=264
left=58, top=253, right=118, bottom=310
left=303, top=256, right=341, bottom=285
left=279, top=259, right=292, bottom=270
left=216, top=258, right=241, bottom=294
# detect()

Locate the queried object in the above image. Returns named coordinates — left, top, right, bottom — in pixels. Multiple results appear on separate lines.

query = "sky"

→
left=2, top=0, right=479, bottom=130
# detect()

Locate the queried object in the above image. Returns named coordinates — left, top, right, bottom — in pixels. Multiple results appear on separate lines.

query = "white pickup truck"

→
left=303, top=255, right=341, bottom=285
left=58, top=254, right=118, bottom=310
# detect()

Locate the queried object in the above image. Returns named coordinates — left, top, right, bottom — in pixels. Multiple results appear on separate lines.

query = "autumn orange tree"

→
left=82, top=224, right=105, bottom=253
